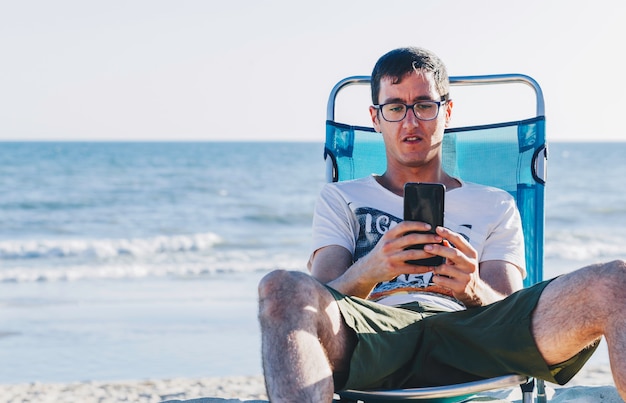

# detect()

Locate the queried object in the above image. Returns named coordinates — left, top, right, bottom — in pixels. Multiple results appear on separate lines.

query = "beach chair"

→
left=325, top=74, right=548, bottom=403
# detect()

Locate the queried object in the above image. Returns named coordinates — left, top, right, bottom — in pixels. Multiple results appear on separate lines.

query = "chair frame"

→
left=326, top=75, right=548, bottom=403
left=338, top=375, right=532, bottom=402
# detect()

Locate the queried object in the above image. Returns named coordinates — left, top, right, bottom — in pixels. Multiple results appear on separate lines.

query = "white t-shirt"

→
left=311, top=175, right=525, bottom=309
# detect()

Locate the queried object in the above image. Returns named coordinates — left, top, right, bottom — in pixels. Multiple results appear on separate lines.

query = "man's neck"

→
left=375, top=169, right=460, bottom=196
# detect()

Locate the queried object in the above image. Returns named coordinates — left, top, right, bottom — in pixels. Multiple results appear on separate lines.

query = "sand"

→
left=0, top=376, right=267, bottom=403
left=0, top=364, right=622, bottom=403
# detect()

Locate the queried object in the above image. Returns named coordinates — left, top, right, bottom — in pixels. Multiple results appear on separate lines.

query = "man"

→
left=258, top=47, right=626, bottom=402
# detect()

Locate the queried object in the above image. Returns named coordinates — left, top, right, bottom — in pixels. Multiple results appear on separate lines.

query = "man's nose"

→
left=402, top=107, right=419, bottom=127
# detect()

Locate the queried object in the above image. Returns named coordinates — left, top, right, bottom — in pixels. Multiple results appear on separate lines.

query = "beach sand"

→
left=0, top=375, right=267, bottom=403
left=0, top=364, right=621, bottom=403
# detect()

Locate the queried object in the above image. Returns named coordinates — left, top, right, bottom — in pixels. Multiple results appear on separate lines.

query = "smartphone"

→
left=403, top=182, right=446, bottom=266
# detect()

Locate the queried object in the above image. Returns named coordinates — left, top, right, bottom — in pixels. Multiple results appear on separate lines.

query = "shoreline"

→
left=0, top=364, right=617, bottom=403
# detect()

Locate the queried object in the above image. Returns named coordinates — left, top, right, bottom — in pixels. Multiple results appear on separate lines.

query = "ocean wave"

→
left=0, top=251, right=307, bottom=283
left=0, top=233, right=223, bottom=261
left=545, top=229, right=625, bottom=261
left=545, top=241, right=623, bottom=261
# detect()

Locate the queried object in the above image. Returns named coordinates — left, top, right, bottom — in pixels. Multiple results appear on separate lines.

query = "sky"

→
left=1, top=0, right=625, bottom=142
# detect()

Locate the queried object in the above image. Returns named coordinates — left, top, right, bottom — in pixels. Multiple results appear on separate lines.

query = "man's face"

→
left=369, top=71, right=453, bottom=170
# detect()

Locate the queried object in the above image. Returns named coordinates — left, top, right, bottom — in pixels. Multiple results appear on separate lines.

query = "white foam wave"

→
left=0, top=232, right=223, bottom=261
left=0, top=246, right=308, bottom=283
left=545, top=229, right=625, bottom=262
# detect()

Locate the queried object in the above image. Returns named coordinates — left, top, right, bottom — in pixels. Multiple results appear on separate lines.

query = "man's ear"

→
left=444, top=100, right=454, bottom=128
left=369, top=105, right=382, bottom=132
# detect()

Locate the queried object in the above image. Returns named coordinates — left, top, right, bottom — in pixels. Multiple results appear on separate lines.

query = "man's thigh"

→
left=328, top=281, right=591, bottom=390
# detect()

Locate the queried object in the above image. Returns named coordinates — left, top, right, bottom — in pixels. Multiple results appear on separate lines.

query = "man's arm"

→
left=310, top=223, right=523, bottom=305
left=480, top=260, right=524, bottom=297
left=308, top=245, right=351, bottom=284
left=311, top=249, right=522, bottom=305
left=309, top=245, right=372, bottom=298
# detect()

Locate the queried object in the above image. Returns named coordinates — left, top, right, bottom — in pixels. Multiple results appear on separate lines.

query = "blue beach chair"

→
left=325, top=75, right=548, bottom=403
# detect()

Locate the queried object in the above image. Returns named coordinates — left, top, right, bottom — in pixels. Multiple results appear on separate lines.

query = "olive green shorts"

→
left=326, top=279, right=599, bottom=391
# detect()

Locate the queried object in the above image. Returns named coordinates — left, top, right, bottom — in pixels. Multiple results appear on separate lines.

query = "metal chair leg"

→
left=536, top=379, right=547, bottom=403
left=520, top=378, right=535, bottom=403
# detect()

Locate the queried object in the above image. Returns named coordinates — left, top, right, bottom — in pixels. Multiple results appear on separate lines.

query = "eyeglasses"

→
left=373, top=100, right=448, bottom=122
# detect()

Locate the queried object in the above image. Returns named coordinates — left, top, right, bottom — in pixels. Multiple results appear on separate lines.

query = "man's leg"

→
left=258, top=270, right=357, bottom=402
left=531, top=260, right=626, bottom=398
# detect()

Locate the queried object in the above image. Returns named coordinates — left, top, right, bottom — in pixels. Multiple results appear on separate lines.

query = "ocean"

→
left=1, top=141, right=625, bottom=385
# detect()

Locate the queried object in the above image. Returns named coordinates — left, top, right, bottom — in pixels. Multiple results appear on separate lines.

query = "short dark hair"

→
left=371, top=47, right=450, bottom=105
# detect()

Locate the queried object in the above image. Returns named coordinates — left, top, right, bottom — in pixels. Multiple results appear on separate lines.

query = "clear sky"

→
left=1, top=0, right=624, bottom=142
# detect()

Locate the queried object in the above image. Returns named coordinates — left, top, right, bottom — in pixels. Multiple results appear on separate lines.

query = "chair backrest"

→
left=324, top=75, right=547, bottom=287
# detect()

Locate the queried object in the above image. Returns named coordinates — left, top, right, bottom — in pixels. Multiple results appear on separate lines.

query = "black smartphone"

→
left=403, top=182, right=446, bottom=266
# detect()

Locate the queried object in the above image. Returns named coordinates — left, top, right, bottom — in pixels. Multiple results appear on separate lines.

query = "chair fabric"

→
left=324, top=117, right=546, bottom=287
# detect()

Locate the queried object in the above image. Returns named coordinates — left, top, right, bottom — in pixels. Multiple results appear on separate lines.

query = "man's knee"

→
left=536, top=260, right=626, bottom=319
left=568, top=260, right=626, bottom=307
left=608, top=259, right=626, bottom=272
left=597, top=259, right=626, bottom=297
left=258, top=270, right=322, bottom=319
left=259, top=269, right=313, bottom=299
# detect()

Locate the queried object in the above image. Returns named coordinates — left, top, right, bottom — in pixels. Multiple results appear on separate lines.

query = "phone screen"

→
left=403, top=182, right=445, bottom=266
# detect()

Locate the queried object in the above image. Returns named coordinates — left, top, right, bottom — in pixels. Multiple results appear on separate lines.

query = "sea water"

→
left=0, top=141, right=624, bottom=384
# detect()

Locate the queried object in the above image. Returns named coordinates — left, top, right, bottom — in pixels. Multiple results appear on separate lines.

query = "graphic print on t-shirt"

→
left=353, top=207, right=470, bottom=302
left=353, top=207, right=402, bottom=261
